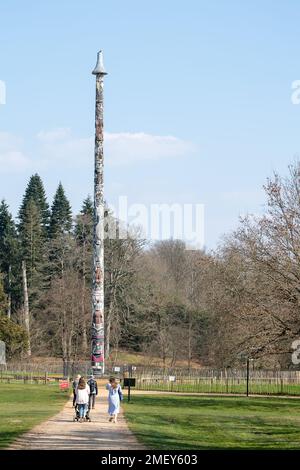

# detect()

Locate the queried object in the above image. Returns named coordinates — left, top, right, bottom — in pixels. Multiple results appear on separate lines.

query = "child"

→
left=106, top=377, right=123, bottom=423
left=76, top=377, right=90, bottom=422
left=87, top=374, right=98, bottom=409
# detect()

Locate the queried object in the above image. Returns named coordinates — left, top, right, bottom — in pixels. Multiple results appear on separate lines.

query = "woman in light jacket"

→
left=106, top=377, right=123, bottom=423
left=72, top=374, right=81, bottom=407
left=76, top=377, right=90, bottom=422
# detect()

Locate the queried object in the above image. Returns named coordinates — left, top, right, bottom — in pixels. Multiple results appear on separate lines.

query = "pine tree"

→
left=18, top=174, right=50, bottom=236
left=75, top=195, right=93, bottom=245
left=81, top=195, right=93, bottom=217
left=0, top=200, right=18, bottom=274
left=0, top=200, right=21, bottom=313
left=18, top=176, right=50, bottom=315
left=0, top=274, right=8, bottom=313
left=19, top=199, right=44, bottom=288
left=49, top=183, right=72, bottom=238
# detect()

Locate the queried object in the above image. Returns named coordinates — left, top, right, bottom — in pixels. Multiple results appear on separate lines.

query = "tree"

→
left=18, top=176, right=50, bottom=315
left=0, top=200, right=18, bottom=272
left=199, top=161, right=300, bottom=368
left=0, top=275, right=27, bottom=358
left=18, top=174, right=50, bottom=237
left=22, top=260, right=31, bottom=356
left=132, top=240, right=208, bottom=367
left=75, top=195, right=93, bottom=249
left=152, top=239, right=188, bottom=294
left=0, top=274, right=7, bottom=313
left=39, top=238, right=88, bottom=372
left=0, top=314, right=28, bottom=359
left=230, top=163, right=300, bottom=362
left=74, top=196, right=93, bottom=355
left=49, top=183, right=72, bottom=238
left=104, top=216, right=146, bottom=359
left=0, top=200, right=20, bottom=315
left=18, top=198, right=44, bottom=289
left=82, top=195, right=93, bottom=217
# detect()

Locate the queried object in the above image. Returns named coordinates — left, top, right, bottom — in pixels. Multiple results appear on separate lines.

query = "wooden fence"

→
left=0, top=370, right=54, bottom=384
left=134, top=369, right=300, bottom=395
left=2, top=364, right=300, bottom=396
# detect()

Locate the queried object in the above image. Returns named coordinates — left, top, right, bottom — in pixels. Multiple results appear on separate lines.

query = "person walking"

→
left=75, top=377, right=90, bottom=422
left=106, top=377, right=123, bottom=423
left=87, top=374, right=98, bottom=409
left=72, top=374, right=81, bottom=407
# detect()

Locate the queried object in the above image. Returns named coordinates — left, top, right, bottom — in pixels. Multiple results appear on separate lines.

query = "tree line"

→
left=1, top=162, right=300, bottom=369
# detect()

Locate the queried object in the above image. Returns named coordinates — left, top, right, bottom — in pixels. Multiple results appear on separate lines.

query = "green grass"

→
left=136, top=380, right=300, bottom=395
left=123, top=394, right=300, bottom=449
left=0, top=383, right=69, bottom=448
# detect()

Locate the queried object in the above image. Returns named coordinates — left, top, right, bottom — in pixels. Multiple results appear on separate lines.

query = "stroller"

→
left=73, top=403, right=91, bottom=422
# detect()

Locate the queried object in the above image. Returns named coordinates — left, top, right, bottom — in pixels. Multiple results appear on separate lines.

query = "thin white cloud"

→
left=0, top=151, right=31, bottom=172
left=0, top=132, right=31, bottom=173
left=37, top=132, right=93, bottom=169
left=35, top=128, right=195, bottom=167
left=105, top=132, right=195, bottom=166
left=0, top=131, right=23, bottom=151
left=37, top=128, right=72, bottom=142
left=0, top=128, right=195, bottom=173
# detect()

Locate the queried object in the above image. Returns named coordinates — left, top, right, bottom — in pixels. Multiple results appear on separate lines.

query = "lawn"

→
left=0, top=383, right=69, bottom=448
left=136, top=379, right=300, bottom=396
left=123, top=394, right=300, bottom=449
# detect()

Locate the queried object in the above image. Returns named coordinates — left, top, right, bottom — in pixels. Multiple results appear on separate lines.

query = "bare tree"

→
left=22, top=260, right=31, bottom=357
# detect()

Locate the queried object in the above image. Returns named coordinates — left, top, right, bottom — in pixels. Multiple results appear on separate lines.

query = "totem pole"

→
left=91, top=51, right=107, bottom=375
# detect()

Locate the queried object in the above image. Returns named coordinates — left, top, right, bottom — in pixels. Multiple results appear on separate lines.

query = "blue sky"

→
left=1, top=0, right=300, bottom=248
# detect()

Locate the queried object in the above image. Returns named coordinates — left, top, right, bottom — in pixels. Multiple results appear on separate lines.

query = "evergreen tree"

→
left=18, top=174, right=50, bottom=236
left=19, top=199, right=44, bottom=288
left=74, top=195, right=93, bottom=246
left=49, top=183, right=72, bottom=238
left=81, top=195, right=93, bottom=217
left=0, top=275, right=7, bottom=313
left=0, top=200, right=18, bottom=274
left=0, top=200, right=21, bottom=312
left=17, top=176, right=50, bottom=314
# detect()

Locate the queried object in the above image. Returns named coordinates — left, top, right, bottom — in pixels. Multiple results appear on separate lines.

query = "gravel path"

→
left=9, top=388, right=144, bottom=450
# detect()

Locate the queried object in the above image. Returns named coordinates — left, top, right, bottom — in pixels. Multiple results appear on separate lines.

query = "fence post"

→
left=246, top=358, right=250, bottom=397
left=45, top=371, right=48, bottom=385
left=226, top=370, right=229, bottom=394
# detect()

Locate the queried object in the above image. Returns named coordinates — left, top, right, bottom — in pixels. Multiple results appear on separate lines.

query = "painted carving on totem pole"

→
left=95, top=266, right=102, bottom=284
left=91, top=51, right=107, bottom=373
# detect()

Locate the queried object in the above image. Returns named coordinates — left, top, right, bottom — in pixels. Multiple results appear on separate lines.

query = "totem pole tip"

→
left=92, top=50, right=107, bottom=75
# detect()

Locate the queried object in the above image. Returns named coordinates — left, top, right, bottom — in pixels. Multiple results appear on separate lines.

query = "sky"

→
left=1, top=0, right=300, bottom=249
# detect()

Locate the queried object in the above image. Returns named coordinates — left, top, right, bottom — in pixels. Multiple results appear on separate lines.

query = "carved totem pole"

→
left=91, top=51, right=107, bottom=374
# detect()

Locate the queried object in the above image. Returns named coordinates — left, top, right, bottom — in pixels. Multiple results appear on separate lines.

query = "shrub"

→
left=0, top=314, right=28, bottom=358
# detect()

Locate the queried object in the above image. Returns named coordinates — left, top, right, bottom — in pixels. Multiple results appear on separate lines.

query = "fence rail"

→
left=2, top=364, right=300, bottom=396
left=135, top=376, right=300, bottom=395
left=0, top=371, right=55, bottom=384
left=134, top=369, right=300, bottom=396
